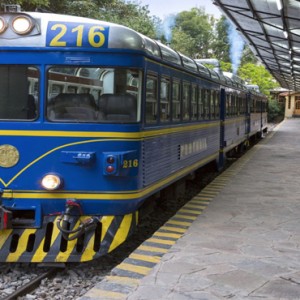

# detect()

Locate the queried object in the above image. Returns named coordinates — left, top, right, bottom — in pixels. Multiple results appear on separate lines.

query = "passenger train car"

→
left=0, top=6, right=267, bottom=263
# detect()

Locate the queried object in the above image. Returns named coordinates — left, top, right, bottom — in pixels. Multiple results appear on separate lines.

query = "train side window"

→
left=200, top=88, right=206, bottom=119
left=210, top=90, right=216, bottom=119
left=0, top=66, right=39, bottom=120
left=251, top=98, right=255, bottom=113
left=231, top=94, right=235, bottom=116
left=205, top=90, right=211, bottom=119
left=234, top=94, right=238, bottom=116
left=47, top=67, right=141, bottom=123
left=215, top=91, right=220, bottom=118
left=239, top=96, right=242, bottom=114
left=182, top=82, right=190, bottom=121
left=172, top=80, right=181, bottom=121
left=160, top=77, right=170, bottom=123
left=191, top=85, right=197, bottom=120
left=226, top=94, right=231, bottom=117
left=146, top=75, right=158, bottom=124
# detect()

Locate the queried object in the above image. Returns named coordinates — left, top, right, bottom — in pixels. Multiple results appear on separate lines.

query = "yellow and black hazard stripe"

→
left=0, top=212, right=138, bottom=263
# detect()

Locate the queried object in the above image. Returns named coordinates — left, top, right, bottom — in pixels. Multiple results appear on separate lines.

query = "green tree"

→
left=212, top=16, right=230, bottom=62
left=238, top=63, right=279, bottom=95
left=0, top=0, right=49, bottom=10
left=170, top=27, right=197, bottom=57
left=268, top=99, right=284, bottom=122
left=241, top=45, right=258, bottom=65
left=174, top=8, right=215, bottom=58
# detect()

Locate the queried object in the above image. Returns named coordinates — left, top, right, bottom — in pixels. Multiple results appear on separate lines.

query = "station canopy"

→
left=214, top=0, right=300, bottom=91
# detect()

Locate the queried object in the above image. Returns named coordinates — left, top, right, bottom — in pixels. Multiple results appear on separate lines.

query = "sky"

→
left=132, top=0, right=222, bottom=19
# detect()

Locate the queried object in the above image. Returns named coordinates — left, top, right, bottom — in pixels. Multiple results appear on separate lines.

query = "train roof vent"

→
left=246, top=84, right=260, bottom=92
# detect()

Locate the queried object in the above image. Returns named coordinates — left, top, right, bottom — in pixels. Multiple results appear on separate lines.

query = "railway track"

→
left=1, top=267, right=61, bottom=300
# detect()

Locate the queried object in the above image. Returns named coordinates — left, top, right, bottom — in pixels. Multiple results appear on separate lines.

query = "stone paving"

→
left=126, top=119, right=300, bottom=299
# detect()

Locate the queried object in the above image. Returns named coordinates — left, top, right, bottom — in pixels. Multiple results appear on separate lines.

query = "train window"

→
left=0, top=66, right=39, bottom=120
left=210, top=90, right=216, bottom=119
left=160, top=77, right=170, bottom=123
left=172, top=80, right=181, bottom=121
left=205, top=90, right=211, bottom=119
left=144, top=36, right=161, bottom=58
left=67, top=86, right=78, bottom=93
left=146, top=75, right=158, bottom=124
left=240, top=95, right=244, bottom=114
left=251, top=98, right=255, bottom=113
left=226, top=94, right=231, bottom=117
left=49, top=84, right=64, bottom=98
left=182, top=82, right=190, bottom=121
left=200, top=88, right=206, bottom=119
left=158, top=43, right=181, bottom=65
left=232, top=94, right=236, bottom=116
left=47, top=67, right=141, bottom=123
left=215, top=91, right=220, bottom=118
left=191, top=85, right=197, bottom=120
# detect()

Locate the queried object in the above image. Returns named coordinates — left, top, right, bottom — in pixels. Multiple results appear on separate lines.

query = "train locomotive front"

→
left=0, top=11, right=150, bottom=263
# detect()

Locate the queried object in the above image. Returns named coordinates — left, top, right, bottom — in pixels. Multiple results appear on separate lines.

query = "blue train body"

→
left=0, top=9, right=267, bottom=262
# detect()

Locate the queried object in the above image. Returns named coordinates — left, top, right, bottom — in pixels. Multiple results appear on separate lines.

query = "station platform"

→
left=78, top=118, right=300, bottom=300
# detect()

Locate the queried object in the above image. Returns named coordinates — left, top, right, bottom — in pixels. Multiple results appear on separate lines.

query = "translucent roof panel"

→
left=214, top=0, right=300, bottom=91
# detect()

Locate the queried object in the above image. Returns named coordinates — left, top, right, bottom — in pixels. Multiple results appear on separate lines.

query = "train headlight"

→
left=0, top=17, right=8, bottom=34
left=11, top=16, right=34, bottom=35
left=41, top=174, right=63, bottom=191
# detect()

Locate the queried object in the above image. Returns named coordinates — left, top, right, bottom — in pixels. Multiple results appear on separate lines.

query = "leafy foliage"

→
left=268, top=100, right=284, bottom=122
left=238, top=63, right=279, bottom=95
left=174, top=8, right=216, bottom=58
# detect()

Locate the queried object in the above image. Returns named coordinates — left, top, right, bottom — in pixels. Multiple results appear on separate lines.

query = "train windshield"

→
left=0, top=66, right=38, bottom=120
left=47, top=67, right=141, bottom=123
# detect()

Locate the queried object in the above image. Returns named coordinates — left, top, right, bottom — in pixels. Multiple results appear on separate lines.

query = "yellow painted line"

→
left=209, top=183, right=226, bottom=187
left=129, top=253, right=161, bottom=264
left=80, top=234, right=96, bottom=262
left=0, top=121, right=219, bottom=138
left=0, top=230, right=12, bottom=250
left=183, top=205, right=207, bottom=211
left=178, top=208, right=202, bottom=215
left=200, top=191, right=219, bottom=195
left=147, top=237, right=176, bottom=246
left=55, top=219, right=82, bottom=262
left=116, top=263, right=151, bottom=275
left=192, top=196, right=212, bottom=201
left=153, top=231, right=182, bottom=239
left=7, top=229, right=37, bottom=262
left=109, top=214, right=132, bottom=252
left=1, top=152, right=219, bottom=198
left=137, top=245, right=169, bottom=253
left=105, top=275, right=140, bottom=286
left=32, top=216, right=62, bottom=263
left=184, top=203, right=207, bottom=209
left=100, top=216, right=115, bottom=242
left=167, top=220, right=192, bottom=227
left=0, top=129, right=141, bottom=138
left=160, top=226, right=186, bottom=233
left=175, top=213, right=198, bottom=220
left=85, top=288, right=127, bottom=299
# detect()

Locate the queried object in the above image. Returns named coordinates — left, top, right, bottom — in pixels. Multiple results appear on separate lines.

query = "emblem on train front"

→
left=0, top=145, right=20, bottom=168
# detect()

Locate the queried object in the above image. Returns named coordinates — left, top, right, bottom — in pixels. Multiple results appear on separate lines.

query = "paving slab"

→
left=126, top=119, right=300, bottom=299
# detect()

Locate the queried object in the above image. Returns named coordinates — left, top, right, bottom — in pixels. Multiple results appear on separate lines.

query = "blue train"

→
left=0, top=6, right=267, bottom=263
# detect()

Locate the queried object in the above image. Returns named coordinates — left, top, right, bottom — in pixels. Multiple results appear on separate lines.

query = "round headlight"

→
left=41, top=174, right=62, bottom=191
left=11, top=16, right=33, bottom=35
left=0, top=17, right=8, bottom=34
